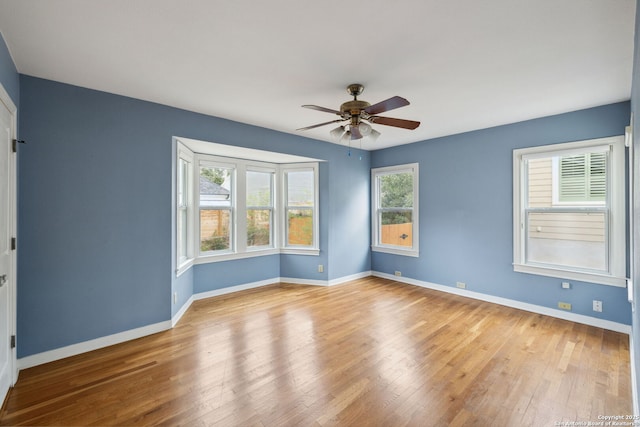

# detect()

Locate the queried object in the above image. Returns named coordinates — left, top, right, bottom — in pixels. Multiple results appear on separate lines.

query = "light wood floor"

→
left=0, top=277, right=632, bottom=426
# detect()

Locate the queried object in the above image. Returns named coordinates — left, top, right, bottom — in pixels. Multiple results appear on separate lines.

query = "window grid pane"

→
left=287, top=208, right=313, bottom=246
left=200, top=209, right=231, bottom=252
left=247, top=170, right=273, bottom=208
left=379, top=210, right=413, bottom=247
left=287, top=171, right=314, bottom=207
left=525, top=209, right=608, bottom=272
left=247, top=209, right=272, bottom=248
left=379, top=172, right=413, bottom=208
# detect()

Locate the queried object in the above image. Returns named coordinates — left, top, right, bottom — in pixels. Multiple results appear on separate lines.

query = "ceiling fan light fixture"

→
left=330, top=125, right=346, bottom=140
left=340, top=130, right=351, bottom=143
left=298, top=84, right=420, bottom=146
left=358, top=122, right=372, bottom=136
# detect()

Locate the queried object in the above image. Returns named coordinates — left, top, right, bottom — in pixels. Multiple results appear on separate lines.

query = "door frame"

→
left=0, top=81, right=17, bottom=392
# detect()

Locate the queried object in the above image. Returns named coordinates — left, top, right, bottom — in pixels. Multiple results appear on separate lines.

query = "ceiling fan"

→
left=297, top=84, right=420, bottom=143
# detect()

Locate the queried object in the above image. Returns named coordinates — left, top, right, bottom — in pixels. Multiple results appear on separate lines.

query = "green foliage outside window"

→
left=201, top=231, right=230, bottom=251
left=380, top=172, right=413, bottom=225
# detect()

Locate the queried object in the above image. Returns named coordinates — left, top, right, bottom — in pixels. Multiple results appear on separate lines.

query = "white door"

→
left=0, top=90, right=15, bottom=405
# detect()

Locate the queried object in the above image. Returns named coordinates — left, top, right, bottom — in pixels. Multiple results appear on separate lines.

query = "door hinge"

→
left=10, top=237, right=15, bottom=250
left=10, top=335, right=15, bottom=349
left=12, top=139, right=25, bottom=153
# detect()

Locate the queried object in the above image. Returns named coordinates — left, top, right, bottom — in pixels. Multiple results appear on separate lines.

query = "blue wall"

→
left=0, top=33, right=18, bottom=107
left=17, top=75, right=371, bottom=357
left=371, top=102, right=632, bottom=325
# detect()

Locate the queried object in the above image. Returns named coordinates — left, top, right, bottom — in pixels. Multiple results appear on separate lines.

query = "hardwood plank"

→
left=0, top=278, right=632, bottom=426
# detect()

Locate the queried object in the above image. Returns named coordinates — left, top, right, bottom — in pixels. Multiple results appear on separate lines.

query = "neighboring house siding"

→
left=527, top=158, right=605, bottom=243
left=528, top=158, right=553, bottom=207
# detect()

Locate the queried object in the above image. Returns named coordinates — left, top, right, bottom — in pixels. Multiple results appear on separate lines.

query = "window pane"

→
left=287, top=171, right=314, bottom=207
left=379, top=172, right=413, bottom=208
left=200, top=166, right=232, bottom=208
left=200, top=210, right=230, bottom=251
left=559, top=152, right=607, bottom=203
left=247, top=209, right=271, bottom=247
left=526, top=211, right=606, bottom=271
left=380, top=211, right=413, bottom=247
left=588, top=152, right=606, bottom=201
left=287, top=209, right=313, bottom=246
left=178, top=208, right=187, bottom=259
left=526, top=158, right=553, bottom=207
left=247, top=171, right=272, bottom=207
left=178, top=159, right=187, bottom=206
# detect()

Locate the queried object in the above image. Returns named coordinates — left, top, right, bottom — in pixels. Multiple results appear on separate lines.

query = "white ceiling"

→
left=0, top=0, right=635, bottom=150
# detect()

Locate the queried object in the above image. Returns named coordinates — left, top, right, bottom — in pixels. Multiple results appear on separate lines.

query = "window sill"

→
left=513, top=263, right=626, bottom=287
left=176, top=259, right=195, bottom=277
left=280, top=247, right=320, bottom=256
left=196, top=248, right=280, bottom=264
left=372, top=245, right=419, bottom=258
left=193, top=247, right=319, bottom=265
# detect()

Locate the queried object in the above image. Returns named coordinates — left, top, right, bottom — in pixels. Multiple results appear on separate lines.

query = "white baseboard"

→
left=193, top=277, right=280, bottom=301
left=280, top=277, right=329, bottom=286
left=171, top=296, right=194, bottom=327
left=373, top=271, right=632, bottom=334
left=17, top=320, right=172, bottom=370
left=328, top=270, right=372, bottom=286
left=281, top=270, right=373, bottom=287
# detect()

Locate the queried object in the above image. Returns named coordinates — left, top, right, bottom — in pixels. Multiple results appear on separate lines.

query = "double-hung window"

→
left=176, top=147, right=194, bottom=270
left=282, top=164, right=318, bottom=250
left=199, top=162, right=234, bottom=254
left=246, top=168, right=274, bottom=249
left=371, top=163, right=419, bottom=257
left=513, top=136, right=626, bottom=286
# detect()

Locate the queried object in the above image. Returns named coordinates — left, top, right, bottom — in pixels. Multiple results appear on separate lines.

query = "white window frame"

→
left=245, top=165, right=276, bottom=251
left=371, top=163, right=419, bottom=257
left=174, top=141, right=320, bottom=267
left=176, top=143, right=194, bottom=275
left=513, top=136, right=626, bottom=287
left=281, top=163, right=320, bottom=255
left=197, top=158, right=236, bottom=258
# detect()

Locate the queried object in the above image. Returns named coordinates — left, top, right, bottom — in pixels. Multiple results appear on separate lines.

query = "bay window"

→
left=175, top=140, right=319, bottom=271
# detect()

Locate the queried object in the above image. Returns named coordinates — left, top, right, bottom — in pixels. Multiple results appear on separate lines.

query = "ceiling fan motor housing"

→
left=340, top=100, right=370, bottom=123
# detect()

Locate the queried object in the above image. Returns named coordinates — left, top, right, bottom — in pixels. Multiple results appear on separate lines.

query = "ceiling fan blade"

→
left=368, top=116, right=420, bottom=130
left=302, top=104, right=342, bottom=115
left=296, top=119, right=344, bottom=131
left=364, top=96, right=410, bottom=115
left=350, top=126, right=363, bottom=140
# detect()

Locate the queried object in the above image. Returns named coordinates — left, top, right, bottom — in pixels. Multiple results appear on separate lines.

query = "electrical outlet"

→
left=318, top=264, right=324, bottom=273
left=558, top=302, right=572, bottom=310
left=593, top=300, right=603, bottom=312
left=561, top=282, right=571, bottom=289
left=394, top=271, right=402, bottom=277
left=456, top=282, right=466, bottom=289
left=173, top=292, right=178, bottom=304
